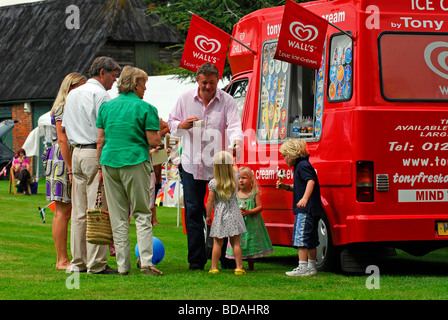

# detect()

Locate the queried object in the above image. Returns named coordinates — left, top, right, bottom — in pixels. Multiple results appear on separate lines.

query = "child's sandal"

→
left=234, top=268, right=246, bottom=275
left=209, top=268, right=219, bottom=274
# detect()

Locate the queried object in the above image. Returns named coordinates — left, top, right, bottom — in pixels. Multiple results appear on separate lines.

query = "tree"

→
left=144, top=0, right=308, bottom=80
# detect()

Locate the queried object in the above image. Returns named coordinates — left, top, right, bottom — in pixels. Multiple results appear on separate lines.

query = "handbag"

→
left=86, top=185, right=114, bottom=245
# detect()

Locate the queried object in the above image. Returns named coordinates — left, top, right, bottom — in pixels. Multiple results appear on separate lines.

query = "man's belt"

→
left=75, top=143, right=97, bottom=149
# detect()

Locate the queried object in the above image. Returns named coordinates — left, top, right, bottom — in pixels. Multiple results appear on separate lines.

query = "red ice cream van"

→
left=225, top=0, right=448, bottom=271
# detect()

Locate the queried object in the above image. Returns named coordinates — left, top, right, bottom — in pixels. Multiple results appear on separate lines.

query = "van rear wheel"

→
left=316, top=215, right=339, bottom=272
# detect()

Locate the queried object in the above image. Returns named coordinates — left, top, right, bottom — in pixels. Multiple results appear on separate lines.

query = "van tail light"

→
left=356, top=161, right=374, bottom=202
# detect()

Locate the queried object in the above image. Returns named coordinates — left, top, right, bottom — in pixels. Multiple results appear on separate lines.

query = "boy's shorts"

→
left=292, top=212, right=320, bottom=248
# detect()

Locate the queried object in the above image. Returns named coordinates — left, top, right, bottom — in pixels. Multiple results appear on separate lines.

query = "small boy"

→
left=276, top=139, right=324, bottom=276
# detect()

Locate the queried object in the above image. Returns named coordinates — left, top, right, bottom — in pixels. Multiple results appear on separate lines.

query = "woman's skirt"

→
left=45, top=143, right=71, bottom=204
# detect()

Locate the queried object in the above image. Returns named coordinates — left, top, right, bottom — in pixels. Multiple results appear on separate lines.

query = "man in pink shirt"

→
left=168, top=63, right=243, bottom=270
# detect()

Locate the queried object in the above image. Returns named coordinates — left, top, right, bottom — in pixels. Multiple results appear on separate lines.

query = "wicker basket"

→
left=86, top=186, right=114, bottom=245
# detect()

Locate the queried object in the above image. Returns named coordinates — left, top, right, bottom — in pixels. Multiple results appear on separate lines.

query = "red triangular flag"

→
left=167, top=183, right=176, bottom=198
left=47, top=201, right=56, bottom=212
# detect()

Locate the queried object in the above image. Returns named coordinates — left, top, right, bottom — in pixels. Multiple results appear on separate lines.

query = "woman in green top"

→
left=96, top=66, right=165, bottom=276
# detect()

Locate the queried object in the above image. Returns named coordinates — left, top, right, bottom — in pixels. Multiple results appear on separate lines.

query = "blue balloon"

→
left=135, top=236, right=165, bottom=265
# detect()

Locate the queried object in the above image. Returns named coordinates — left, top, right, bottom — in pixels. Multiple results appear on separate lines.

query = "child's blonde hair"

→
left=279, top=139, right=309, bottom=160
left=213, top=151, right=236, bottom=201
left=238, top=167, right=260, bottom=195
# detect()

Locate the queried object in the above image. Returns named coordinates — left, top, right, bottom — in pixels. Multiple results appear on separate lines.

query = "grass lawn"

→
left=1, top=179, right=448, bottom=303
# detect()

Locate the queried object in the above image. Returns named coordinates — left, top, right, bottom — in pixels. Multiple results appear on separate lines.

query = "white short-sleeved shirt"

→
left=62, top=79, right=111, bottom=145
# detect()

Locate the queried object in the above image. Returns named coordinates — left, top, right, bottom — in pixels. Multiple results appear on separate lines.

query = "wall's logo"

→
left=289, top=21, right=319, bottom=42
left=194, top=35, right=221, bottom=54
left=425, top=41, right=448, bottom=79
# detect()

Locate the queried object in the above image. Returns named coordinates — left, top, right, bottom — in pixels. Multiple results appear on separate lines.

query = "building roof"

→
left=0, top=0, right=184, bottom=103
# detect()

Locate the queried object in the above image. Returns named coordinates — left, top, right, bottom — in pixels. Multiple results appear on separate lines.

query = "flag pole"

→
left=188, top=11, right=256, bottom=55
left=328, top=21, right=355, bottom=40
left=230, top=35, right=257, bottom=55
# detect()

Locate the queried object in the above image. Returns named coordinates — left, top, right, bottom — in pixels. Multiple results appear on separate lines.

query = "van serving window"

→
left=379, top=32, right=448, bottom=102
left=256, top=39, right=319, bottom=144
left=327, top=33, right=353, bottom=103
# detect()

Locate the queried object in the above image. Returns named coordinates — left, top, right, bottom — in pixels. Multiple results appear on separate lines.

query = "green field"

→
left=1, top=179, right=448, bottom=302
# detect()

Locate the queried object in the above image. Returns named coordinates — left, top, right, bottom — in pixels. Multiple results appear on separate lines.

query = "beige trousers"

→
left=70, top=148, right=108, bottom=273
left=102, top=161, right=153, bottom=273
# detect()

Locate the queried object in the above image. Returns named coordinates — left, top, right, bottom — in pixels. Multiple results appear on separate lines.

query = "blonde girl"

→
left=206, top=151, right=247, bottom=275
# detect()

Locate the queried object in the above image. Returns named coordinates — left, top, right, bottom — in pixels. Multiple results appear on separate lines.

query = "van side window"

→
left=256, top=39, right=319, bottom=144
left=226, top=79, right=248, bottom=118
left=379, top=32, right=448, bottom=101
left=327, top=33, right=353, bottom=103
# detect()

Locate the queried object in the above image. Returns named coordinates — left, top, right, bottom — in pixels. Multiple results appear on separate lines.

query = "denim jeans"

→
left=179, top=165, right=209, bottom=268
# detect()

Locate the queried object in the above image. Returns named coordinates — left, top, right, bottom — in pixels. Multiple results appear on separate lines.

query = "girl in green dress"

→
left=226, top=167, right=274, bottom=270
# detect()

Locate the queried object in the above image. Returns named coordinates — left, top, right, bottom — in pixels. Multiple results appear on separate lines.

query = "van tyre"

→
left=316, top=214, right=339, bottom=272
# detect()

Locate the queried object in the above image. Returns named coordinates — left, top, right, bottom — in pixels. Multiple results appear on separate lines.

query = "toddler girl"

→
left=226, top=167, right=273, bottom=270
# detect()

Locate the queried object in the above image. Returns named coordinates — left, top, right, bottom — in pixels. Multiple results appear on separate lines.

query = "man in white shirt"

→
left=62, top=56, right=121, bottom=274
left=168, top=63, right=244, bottom=270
